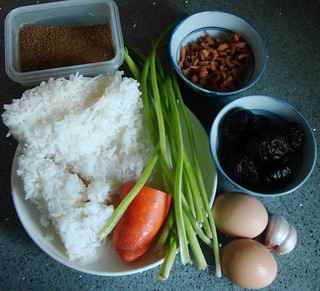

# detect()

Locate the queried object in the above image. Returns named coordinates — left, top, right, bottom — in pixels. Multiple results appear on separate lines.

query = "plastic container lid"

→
left=5, top=0, right=124, bottom=86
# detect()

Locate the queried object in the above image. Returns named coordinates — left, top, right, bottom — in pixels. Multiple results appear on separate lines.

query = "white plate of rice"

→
left=6, top=72, right=217, bottom=276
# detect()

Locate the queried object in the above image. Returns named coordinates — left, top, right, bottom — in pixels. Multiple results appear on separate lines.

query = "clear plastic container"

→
left=5, top=0, right=124, bottom=86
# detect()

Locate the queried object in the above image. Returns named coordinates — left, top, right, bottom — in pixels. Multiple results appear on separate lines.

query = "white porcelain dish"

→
left=169, top=11, right=267, bottom=96
left=210, top=95, right=317, bottom=197
left=11, top=110, right=217, bottom=276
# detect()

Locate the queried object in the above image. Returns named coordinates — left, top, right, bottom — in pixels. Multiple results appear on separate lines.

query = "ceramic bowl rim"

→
left=169, top=11, right=268, bottom=96
left=209, top=95, right=317, bottom=197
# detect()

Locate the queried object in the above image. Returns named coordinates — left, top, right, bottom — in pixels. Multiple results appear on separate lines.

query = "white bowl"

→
left=210, top=95, right=317, bottom=197
left=169, top=11, right=267, bottom=96
left=11, top=110, right=217, bottom=276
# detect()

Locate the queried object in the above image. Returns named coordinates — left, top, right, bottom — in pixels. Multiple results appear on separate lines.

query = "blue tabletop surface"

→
left=0, top=0, right=319, bottom=290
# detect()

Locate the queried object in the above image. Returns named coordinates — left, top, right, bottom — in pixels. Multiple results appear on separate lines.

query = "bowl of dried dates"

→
left=169, top=11, right=267, bottom=96
left=210, top=95, right=317, bottom=196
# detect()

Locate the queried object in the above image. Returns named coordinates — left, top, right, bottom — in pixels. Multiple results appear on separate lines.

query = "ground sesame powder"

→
left=19, top=24, right=114, bottom=72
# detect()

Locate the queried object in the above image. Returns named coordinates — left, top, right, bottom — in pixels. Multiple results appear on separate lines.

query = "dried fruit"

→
left=233, top=155, right=260, bottom=185
left=248, top=114, right=270, bottom=134
left=286, top=123, right=304, bottom=152
left=220, top=109, right=305, bottom=192
left=222, top=109, right=253, bottom=141
left=245, top=137, right=260, bottom=159
left=179, top=32, right=253, bottom=92
left=264, top=166, right=293, bottom=184
left=258, top=134, right=290, bottom=163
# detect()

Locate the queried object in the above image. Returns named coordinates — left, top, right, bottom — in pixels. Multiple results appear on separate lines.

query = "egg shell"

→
left=213, top=192, right=268, bottom=238
left=222, top=239, right=278, bottom=289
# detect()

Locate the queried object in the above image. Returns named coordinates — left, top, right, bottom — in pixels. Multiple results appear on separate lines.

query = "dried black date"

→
left=258, top=134, right=290, bottom=163
left=286, top=123, right=304, bottom=152
left=248, top=114, right=270, bottom=135
left=245, top=137, right=260, bottom=159
left=233, top=155, right=260, bottom=185
left=222, top=109, right=254, bottom=141
left=264, top=166, right=293, bottom=184
left=220, top=108, right=304, bottom=192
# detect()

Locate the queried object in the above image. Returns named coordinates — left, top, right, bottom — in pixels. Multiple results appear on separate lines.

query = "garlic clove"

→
left=276, top=225, right=297, bottom=255
left=265, top=215, right=290, bottom=247
left=264, top=214, right=297, bottom=255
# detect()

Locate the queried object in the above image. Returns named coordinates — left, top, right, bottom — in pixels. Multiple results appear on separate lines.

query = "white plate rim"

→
left=11, top=111, right=218, bottom=276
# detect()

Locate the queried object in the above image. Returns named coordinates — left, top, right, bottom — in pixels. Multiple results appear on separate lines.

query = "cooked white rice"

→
left=2, top=72, right=151, bottom=261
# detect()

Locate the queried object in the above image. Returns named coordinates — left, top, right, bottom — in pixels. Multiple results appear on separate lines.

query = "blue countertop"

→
left=0, top=0, right=319, bottom=290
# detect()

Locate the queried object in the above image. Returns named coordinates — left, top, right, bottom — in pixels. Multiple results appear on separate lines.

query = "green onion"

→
left=98, top=155, right=158, bottom=239
left=181, top=196, right=211, bottom=245
left=124, top=47, right=141, bottom=80
left=183, top=177, right=196, bottom=218
left=155, top=211, right=174, bottom=250
left=209, top=213, right=222, bottom=277
left=141, top=59, right=159, bottom=147
left=183, top=153, right=206, bottom=225
left=184, top=213, right=208, bottom=270
left=184, top=154, right=212, bottom=238
left=127, top=46, right=146, bottom=63
left=150, top=46, right=167, bottom=163
left=172, top=75, right=221, bottom=277
left=166, top=76, right=190, bottom=264
left=156, top=57, right=165, bottom=80
left=159, top=236, right=178, bottom=281
left=165, top=77, right=209, bottom=233
left=120, top=34, right=221, bottom=280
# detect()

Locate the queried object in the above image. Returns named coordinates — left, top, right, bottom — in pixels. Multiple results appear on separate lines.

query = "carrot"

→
left=112, top=181, right=172, bottom=262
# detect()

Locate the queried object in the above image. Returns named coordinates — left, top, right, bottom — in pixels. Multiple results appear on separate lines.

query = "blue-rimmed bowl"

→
left=169, top=11, right=268, bottom=96
left=210, top=95, right=317, bottom=197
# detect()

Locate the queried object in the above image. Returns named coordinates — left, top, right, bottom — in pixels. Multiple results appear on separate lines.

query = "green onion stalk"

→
left=99, top=155, right=158, bottom=239
left=103, top=31, right=221, bottom=279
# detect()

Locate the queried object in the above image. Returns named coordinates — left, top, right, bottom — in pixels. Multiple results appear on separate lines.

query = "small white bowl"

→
left=210, top=95, right=317, bottom=197
left=169, top=11, right=267, bottom=96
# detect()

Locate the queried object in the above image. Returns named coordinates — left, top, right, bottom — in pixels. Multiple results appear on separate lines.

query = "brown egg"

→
left=222, top=239, right=278, bottom=289
left=213, top=192, right=268, bottom=238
